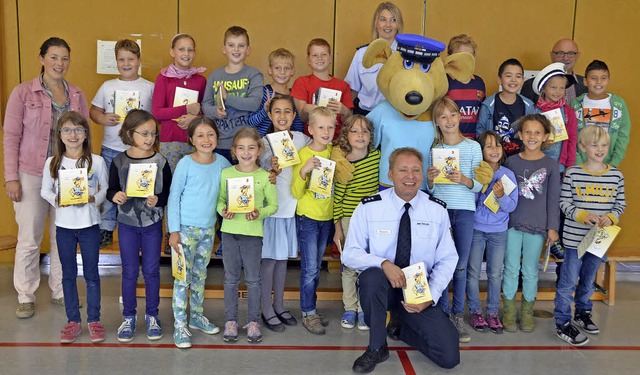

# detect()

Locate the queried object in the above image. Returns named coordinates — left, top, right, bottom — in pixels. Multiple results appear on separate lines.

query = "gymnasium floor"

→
left=0, top=256, right=639, bottom=375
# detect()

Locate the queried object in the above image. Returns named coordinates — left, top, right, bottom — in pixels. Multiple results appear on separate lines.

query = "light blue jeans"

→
left=503, top=228, right=544, bottom=302
left=466, top=229, right=507, bottom=313
left=99, top=146, right=122, bottom=231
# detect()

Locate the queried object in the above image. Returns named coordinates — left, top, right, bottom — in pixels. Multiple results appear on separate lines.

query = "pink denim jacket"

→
left=3, top=77, right=89, bottom=181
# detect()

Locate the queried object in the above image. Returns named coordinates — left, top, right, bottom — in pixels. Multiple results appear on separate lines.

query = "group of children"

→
left=40, top=25, right=628, bottom=350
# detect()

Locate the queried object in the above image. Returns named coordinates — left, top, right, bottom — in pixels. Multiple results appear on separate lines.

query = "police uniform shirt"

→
left=341, top=188, right=458, bottom=304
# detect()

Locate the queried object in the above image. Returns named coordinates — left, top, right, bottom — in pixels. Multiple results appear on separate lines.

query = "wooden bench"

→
left=0, top=235, right=18, bottom=251
left=595, top=247, right=640, bottom=306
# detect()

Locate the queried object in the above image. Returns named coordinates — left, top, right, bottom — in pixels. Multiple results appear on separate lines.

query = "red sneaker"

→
left=88, top=322, right=106, bottom=343
left=60, top=322, right=81, bottom=343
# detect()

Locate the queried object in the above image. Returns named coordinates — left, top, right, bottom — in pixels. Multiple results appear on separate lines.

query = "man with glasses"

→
left=521, top=39, right=588, bottom=103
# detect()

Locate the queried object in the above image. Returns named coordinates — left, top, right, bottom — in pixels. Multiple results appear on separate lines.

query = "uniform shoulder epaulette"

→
left=356, top=43, right=370, bottom=51
left=361, top=194, right=382, bottom=204
left=429, top=195, right=447, bottom=209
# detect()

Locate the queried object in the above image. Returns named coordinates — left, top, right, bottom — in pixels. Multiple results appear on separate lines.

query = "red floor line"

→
left=396, top=350, right=416, bottom=375
left=0, top=342, right=639, bottom=351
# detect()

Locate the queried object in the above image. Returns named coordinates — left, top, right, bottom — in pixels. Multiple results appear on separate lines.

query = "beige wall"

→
left=1, top=1, right=638, bottom=264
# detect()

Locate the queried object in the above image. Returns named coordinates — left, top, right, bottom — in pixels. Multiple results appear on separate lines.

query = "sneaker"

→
left=470, top=310, right=489, bottom=332
left=145, top=315, right=163, bottom=340
left=60, top=322, right=82, bottom=343
left=189, top=314, right=220, bottom=334
left=357, top=311, right=369, bottom=331
left=100, top=230, right=113, bottom=248
left=341, top=310, right=357, bottom=329
left=173, top=326, right=192, bottom=348
left=223, top=321, right=239, bottom=342
left=244, top=321, right=262, bottom=343
left=317, top=312, right=330, bottom=327
left=16, top=302, right=35, bottom=319
left=214, top=243, right=223, bottom=258
left=450, top=313, right=471, bottom=343
left=486, top=312, right=504, bottom=334
left=574, top=310, right=599, bottom=334
left=51, top=297, right=64, bottom=306
left=550, top=241, right=565, bottom=260
left=117, top=316, right=136, bottom=343
left=556, top=321, right=589, bottom=346
left=352, top=343, right=389, bottom=373
left=330, top=244, right=341, bottom=259
left=302, top=314, right=326, bottom=335
left=88, top=322, right=106, bottom=343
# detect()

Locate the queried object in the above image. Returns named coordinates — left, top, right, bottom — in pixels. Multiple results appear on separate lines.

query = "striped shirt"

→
left=333, top=149, right=380, bottom=220
left=560, top=164, right=626, bottom=248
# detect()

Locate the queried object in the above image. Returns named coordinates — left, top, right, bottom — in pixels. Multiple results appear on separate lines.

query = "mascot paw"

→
left=330, top=147, right=354, bottom=184
left=474, top=161, right=494, bottom=193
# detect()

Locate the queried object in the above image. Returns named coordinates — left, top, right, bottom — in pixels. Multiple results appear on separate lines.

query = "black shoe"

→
left=574, top=310, right=600, bottom=334
left=275, top=310, right=298, bottom=326
left=99, top=230, right=113, bottom=249
left=556, top=321, right=589, bottom=346
left=352, top=343, right=389, bottom=373
left=386, top=311, right=401, bottom=341
left=262, top=314, right=285, bottom=332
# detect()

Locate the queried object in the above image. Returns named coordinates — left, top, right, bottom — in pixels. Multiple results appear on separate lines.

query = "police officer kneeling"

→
left=342, top=147, right=460, bottom=373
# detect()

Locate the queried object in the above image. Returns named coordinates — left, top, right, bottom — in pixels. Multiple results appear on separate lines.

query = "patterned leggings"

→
left=172, top=225, right=215, bottom=329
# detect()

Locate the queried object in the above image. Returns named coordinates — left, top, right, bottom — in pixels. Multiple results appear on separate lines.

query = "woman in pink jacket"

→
left=3, top=37, right=89, bottom=319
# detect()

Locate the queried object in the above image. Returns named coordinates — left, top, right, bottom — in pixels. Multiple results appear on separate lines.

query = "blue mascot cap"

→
left=395, top=34, right=445, bottom=64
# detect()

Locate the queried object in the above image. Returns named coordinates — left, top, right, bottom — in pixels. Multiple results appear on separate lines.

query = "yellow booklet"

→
left=402, top=262, right=432, bottom=304
left=266, top=130, right=301, bottom=168
left=173, top=86, right=199, bottom=107
left=314, top=87, right=342, bottom=107
left=308, top=156, right=336, bottom=197
left=114, top=90, right=140, bottom=119
left=171, top=244, right=186, bottom=282
left=432, top=148, right=459, bottom=184
left=125, top=163, right=157, bottom=197
left=58, top=168, right=89, bottom=206
left=483, top=174, right=517, bottom=213
left=227, top=176, right=255, bottom=213
left=541, top=108, right=569, bottom=143
left=578, top=225, right=621, bottom=259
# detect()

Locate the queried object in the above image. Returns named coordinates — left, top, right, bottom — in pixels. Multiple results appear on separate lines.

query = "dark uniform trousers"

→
left=358, top=267, right=460, bottom=369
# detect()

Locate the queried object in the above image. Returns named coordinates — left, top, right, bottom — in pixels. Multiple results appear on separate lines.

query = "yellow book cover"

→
left=266, top=130, right=301, bottom=168
left=578, top=225, right=621, bottom=259
left=125, top=163, right=157, bottom=197
left=483, top=174, right=517, bottom=213
left=314, top=87, right=342, bottom=107
left=432, top=148, right=459, bottom=184
left=172, top=244, right=186, bottom=282
left=402, top=262, right=432, bottom=304
left=114, top=90, right=140, bottom=119
left=542, top=108, right=568, bottom=143
left=58, top=168, right=89, bottom=206
left=173, top=86, right=199, bottom=107
left=227, top=176, right=255, bottom=213
left=308, top=156, right=336, bottom=197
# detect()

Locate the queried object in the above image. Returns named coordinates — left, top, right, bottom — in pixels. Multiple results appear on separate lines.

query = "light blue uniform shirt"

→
left=341, top=188, right=458, bottom=304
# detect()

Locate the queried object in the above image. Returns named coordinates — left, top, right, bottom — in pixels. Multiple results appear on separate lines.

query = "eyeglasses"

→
left=60, top=128, right=86, bottom=135
left=552, top=51, right=578, bottom=58
left=133, top=130, right=158, bottom=138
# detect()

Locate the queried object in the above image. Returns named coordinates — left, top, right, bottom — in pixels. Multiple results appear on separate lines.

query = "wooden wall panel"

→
left=334, top=0, right=425, bottom=79
left=574, top=0, right=640, bottom=250
left=179, top=0, right=335, bottom=83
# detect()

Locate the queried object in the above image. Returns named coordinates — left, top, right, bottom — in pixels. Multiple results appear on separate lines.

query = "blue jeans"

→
left=503, top=228, right=544, bottom=301
left=57, top=225, right=101, bottom=323
left=466, top=229, right=507, bottom=313
left=440, top=209, right=474, bottom=315
left=554, top=247, right=603, bottom=324
left=118, top=221, right=162, bottom=317
left=297, top=215, right=332, bottom=315
left=100, top=146, right=122, bottom=231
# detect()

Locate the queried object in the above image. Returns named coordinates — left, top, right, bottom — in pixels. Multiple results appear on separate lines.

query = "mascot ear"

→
left=443, top=52, right=475, bottom=83
left=362, top=38, right=392, bottom=68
